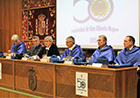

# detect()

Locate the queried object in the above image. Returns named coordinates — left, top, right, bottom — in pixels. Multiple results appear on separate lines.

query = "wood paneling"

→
left=56, top=66, right=114, bottom=98
left=0, top=59, right=14, bottom=89
left=0, top=0, right=22, bottom=52
left=0, top=89, right=31, bottom=98
left=14, top=61, right=54, bottom=97
left=0, top=58, right=137, bottom=98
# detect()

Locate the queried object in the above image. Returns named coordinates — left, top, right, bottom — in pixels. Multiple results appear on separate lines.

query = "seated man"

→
left=59, top=36, right=85, bottom=61
left=38, top=36, right=60, bottom=58
left=4, top=34, right=27, bottom=58
left=28, top=36, right=43, bottom=58
left=114, top=35, right=140, bottom=66
left=91, top=35, right=115, bottom=64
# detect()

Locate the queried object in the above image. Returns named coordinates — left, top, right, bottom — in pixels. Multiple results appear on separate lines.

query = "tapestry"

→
left=28, top=7, right=55, bottom=40
left=22, top=10, right=28, bottom=40
left=22, top=0, right=55, bottom=9
left=22, top=0, right=55, bottom=50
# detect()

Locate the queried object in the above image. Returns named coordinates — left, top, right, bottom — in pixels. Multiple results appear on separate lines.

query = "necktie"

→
left=69, top=50, right=72, bottom=57
left=46, top=48, right=49, bottom=56
left=32, top=47, right=36, bottom=55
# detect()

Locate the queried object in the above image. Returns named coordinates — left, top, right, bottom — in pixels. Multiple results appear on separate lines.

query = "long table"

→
left=0, top=58, right=137, bottom=98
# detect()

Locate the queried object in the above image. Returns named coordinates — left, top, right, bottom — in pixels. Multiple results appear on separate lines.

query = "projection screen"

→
left=56, top=0, right=140, bottom=49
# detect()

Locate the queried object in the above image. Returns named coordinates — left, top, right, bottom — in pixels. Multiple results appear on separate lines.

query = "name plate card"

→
left=92, top=63, right=102, bottom=67
left=76, top=72, right=88, bottom=97
left=0, top=63, right=2, bottom=79
left=6, top=56, right=11, bottom=59
left=40, top=59, right=48, bottom=62
left=64, top=61, right=73, bottom=65
left=21, top=57, right=28, bottom=61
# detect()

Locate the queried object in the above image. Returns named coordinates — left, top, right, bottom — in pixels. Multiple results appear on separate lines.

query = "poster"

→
left=76, top=72, right=88, bottom=97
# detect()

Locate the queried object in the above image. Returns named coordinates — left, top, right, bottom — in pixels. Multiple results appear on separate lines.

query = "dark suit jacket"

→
left=38, top=44, right=60, bottom=58
left=28, top=44, right=43, bottom=56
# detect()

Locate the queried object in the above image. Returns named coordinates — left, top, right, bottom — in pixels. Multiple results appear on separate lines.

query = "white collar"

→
left=46, top=47, right=50, bottom=50
left=100, top=45, right=106, bottom=50
left=69, top=44, right=76, bottom=51
left=45, top=44, right=52, bottom=50
left=128, top=45, right=134, bottom=51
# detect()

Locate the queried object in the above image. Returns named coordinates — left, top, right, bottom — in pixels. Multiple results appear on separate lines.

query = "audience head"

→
left=97, top=35, right=107, bottom=48
left=44, top=36, right=53, bottom=48
left=66, top=36, right=75, bottom=48
left=11, top=34, right=20, bottom=45
left=124, top=35, right=135, bottom=49
left=32, top=36, right=40, bottom=47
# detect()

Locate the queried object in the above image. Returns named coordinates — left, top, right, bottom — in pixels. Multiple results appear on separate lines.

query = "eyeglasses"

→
left=97, top=39, right=105, bottom=42
left=97, top=40, right=102, bottom=42
left=13, top=40, right=18, bottom=42
left=66, top=41, right=71, bottom=43
left=33, top=40, right=38, bottom=42
left=45, top=41, right=50, bottom=42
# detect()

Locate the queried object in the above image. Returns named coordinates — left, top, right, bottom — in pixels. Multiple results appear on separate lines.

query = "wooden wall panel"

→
left=9, top=0, right=15, bottom=48
left=0, top=0, right=5, bottom=51
left=14, top=0, right=22, bottom=40
left=0, top=0, right=22, bottom=52
left=5, top=0, right=10, bottom=51
left=0, top=1, right=1, bottom=51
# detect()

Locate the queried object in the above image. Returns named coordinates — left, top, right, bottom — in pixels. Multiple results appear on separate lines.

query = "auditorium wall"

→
left=0, top=0, right=56, bottom=52
left=0, top=0, right=119, bottom=57
left=0, top=0, right=22, bottom=52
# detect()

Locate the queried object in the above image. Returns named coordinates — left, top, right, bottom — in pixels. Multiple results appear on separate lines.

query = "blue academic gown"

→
left=114, top=46, right=140, bottom=66
left=60, top=44, right=85, bottom=61
left=10, top=41, right=27, bottom=54
left=91, top=45, right=115, bottom=62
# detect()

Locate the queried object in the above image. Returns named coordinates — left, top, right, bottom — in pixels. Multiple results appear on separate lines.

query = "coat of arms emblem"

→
left=28, top=67, right=37, bottom=91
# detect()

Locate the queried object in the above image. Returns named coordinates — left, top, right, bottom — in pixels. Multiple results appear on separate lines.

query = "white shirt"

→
left=69, top=44, right=76, bottom=51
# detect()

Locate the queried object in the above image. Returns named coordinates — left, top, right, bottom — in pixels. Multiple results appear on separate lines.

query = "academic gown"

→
left=114, top=46, right=140, bottom=66
left=10, top=41, right=27, bottom=54
left=60, top=44, right=85, bottom=61
left=38, top=44, right=60, bottom=58
left=28, top=44, right=43, bottom=56
left=91, top=45, right=115, bottom=63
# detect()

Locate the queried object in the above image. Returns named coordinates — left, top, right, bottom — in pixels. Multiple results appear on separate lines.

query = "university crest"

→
left=28, top=67, right=37, bottom=91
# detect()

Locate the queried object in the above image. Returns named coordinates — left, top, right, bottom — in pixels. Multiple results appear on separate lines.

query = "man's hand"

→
left=3, top=53, right=8, bottom=56
left=8, top=50, right=12, bottom=54
left=62, top=58, right=67, bottom=60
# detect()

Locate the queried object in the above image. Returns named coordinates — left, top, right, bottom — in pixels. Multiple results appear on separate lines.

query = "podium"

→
left=0, top=58, right=137, bottom=98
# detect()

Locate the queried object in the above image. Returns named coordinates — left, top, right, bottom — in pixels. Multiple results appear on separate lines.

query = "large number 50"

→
left=73, top=0, right=114, bottom=23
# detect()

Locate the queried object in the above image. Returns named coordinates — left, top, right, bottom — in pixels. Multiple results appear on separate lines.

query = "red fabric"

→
left=22, top=0, right=56, bottom=50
